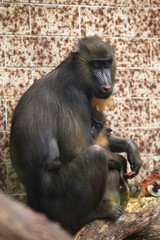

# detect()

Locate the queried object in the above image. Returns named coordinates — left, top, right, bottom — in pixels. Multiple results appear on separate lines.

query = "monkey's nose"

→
left=102, top=85, right=111, bottom=92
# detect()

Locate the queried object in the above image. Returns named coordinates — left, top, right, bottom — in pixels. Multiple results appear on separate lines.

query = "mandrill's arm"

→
left=107, top=134, right=142, bottom=178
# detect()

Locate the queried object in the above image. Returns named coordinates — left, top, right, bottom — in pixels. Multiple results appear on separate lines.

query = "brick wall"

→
left=0, top=0, right=159, bottom=201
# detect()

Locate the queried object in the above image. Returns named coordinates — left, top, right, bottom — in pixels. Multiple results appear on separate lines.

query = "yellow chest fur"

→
left=90, top=96, right=113, bottom=112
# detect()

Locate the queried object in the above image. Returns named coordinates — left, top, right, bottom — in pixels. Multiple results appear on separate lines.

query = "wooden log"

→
left=75, top=198, right=160, bottom=240
left=125, top=216, right=160, bottom=240
left=0, top=192, right=72, bottom=240
left=0, top=191, right=160, bottom=240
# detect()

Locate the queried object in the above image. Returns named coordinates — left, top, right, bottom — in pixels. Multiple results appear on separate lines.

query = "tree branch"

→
left=75, top=198, right=160, bottom=240
left=0, top=192, right=72, bottom=240
left=0, top=191, right=160, bottom=240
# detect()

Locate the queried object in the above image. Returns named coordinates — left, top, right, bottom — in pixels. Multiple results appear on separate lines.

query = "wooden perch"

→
left=0, top=191, right=160, bottom=240
left=0, top=191, right=72, bottom=240
left=75, top=198, right=160, bottom=240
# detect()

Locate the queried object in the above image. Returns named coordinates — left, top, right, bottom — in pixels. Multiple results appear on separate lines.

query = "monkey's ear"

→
left=69, top=45, right=79, bottom=59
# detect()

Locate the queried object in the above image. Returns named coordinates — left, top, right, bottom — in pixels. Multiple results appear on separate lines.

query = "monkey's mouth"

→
left=94, top=87, right=112, bottom=99
left=100, top=86, right=112, bottom=98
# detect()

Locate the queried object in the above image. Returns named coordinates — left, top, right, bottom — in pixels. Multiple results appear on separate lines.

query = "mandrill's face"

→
left=90, top=57, right=114, bottom=99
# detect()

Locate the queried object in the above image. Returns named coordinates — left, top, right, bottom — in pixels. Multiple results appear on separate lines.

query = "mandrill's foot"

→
left=84, top=199, right=122, bottom=225
left=103, top=199, right=122, bottom=220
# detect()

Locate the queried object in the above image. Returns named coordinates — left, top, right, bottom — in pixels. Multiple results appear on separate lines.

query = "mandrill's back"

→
left=10, top=62, right=91, bottom=183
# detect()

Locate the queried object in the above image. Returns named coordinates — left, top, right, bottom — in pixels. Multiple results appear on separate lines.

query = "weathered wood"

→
left=125, top=215, right=160, bottom=240
left=0, top=191, right=160, bottom=240
left=0, top=192, right=72, bottom=240
left=75, top=198, right=160, bottom=240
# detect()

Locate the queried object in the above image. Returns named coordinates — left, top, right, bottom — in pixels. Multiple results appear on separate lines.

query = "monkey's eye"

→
left=92, top=61, right=100, bottom=69
left=104, top=60, right=112, bottom=68
left=95, top=123, right=103, bottom=130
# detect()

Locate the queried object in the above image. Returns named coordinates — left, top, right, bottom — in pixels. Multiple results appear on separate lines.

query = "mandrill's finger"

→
left=123, top=171, right=136, bottom=179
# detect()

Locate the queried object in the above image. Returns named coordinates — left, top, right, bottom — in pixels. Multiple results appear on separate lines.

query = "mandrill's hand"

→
left=108, top=135, right=142, bottom=179
left=124, top=140, right=142, bottom=179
